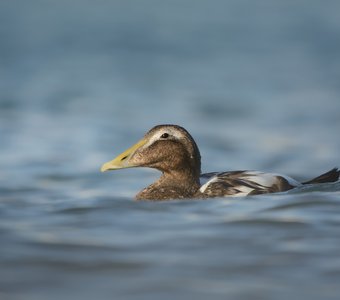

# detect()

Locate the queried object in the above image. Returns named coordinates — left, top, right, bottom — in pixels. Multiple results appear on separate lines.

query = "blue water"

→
left=1, top=1, right=340, bottom=299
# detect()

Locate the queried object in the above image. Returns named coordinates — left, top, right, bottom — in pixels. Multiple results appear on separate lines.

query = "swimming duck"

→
left=101, top=124, right=339, bottom=200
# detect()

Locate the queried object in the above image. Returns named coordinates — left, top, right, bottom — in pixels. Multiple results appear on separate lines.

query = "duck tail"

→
left=302, top=168, right=340, bottom=185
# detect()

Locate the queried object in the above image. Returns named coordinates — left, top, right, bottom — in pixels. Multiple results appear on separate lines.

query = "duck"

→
left=101, top=124, right=339, bottom=200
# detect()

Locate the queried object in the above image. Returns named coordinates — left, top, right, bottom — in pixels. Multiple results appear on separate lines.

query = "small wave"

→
left=222, top=217, right=308, bottom=227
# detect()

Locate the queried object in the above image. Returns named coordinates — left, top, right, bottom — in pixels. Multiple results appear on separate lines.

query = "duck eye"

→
left=160, top=133, right=169, bottom=139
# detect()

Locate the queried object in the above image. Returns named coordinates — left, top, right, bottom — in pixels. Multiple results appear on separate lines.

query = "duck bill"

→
left=101, top=138, right=147, bottom=172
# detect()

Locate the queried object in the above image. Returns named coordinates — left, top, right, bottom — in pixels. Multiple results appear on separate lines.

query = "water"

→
left=1, top=1, right=340, bottom=299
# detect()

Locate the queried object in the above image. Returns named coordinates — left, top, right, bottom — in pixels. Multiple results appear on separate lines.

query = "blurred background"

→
left=1, top=1, right=340, bottom=300
left=1, top=0, right=340, bottom=182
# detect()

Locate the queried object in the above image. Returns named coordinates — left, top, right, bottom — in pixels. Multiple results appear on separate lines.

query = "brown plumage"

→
left=101, top=125, right=339, bottom=200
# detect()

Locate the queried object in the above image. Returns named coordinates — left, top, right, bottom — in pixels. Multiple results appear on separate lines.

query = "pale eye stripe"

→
left=145, top=128, right=184, bottom=149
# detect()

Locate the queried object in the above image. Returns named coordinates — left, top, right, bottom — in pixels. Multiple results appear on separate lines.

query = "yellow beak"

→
left=100, top=138, right=147, bottom=172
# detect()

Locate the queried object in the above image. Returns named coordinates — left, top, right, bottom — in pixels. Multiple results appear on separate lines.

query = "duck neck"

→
left=136, top=169, right=201, bottom=200
left=162, top=169, right=200, bottom=186
left=158, top=168, right=201, bottom=195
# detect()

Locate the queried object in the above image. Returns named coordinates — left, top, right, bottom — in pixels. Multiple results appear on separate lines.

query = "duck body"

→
left=101, top=125, right=339, bottom=200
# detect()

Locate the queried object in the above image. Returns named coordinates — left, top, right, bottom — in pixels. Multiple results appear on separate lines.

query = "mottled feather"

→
left=198, top=171, right=300, bottom=197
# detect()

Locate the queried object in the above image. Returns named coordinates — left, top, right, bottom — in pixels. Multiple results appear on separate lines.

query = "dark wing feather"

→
left=302, top=168, right=340, bottom=184
left=199, top=171, right=297, bottom=197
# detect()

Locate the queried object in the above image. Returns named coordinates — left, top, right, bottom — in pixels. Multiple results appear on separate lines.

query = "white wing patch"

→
left=227, top=184, right=255, bottom=197
left=243, top=171, right=301, bottom=188
left=199, top=175, right=219, bottom=193
left=199, top=171, right=301, bottom=197
left=241, top=171, right=278, bottom=187
left=199, top=173, right=255, bottom=196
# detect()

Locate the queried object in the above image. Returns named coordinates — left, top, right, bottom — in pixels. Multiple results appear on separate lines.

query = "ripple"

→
left=264, top=198, right=340, bottom=212
left=222, top=217, right=308, bottom=227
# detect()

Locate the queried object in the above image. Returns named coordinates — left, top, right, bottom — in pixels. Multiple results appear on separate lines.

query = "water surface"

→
left=1, top=1, right=340, bottom=299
